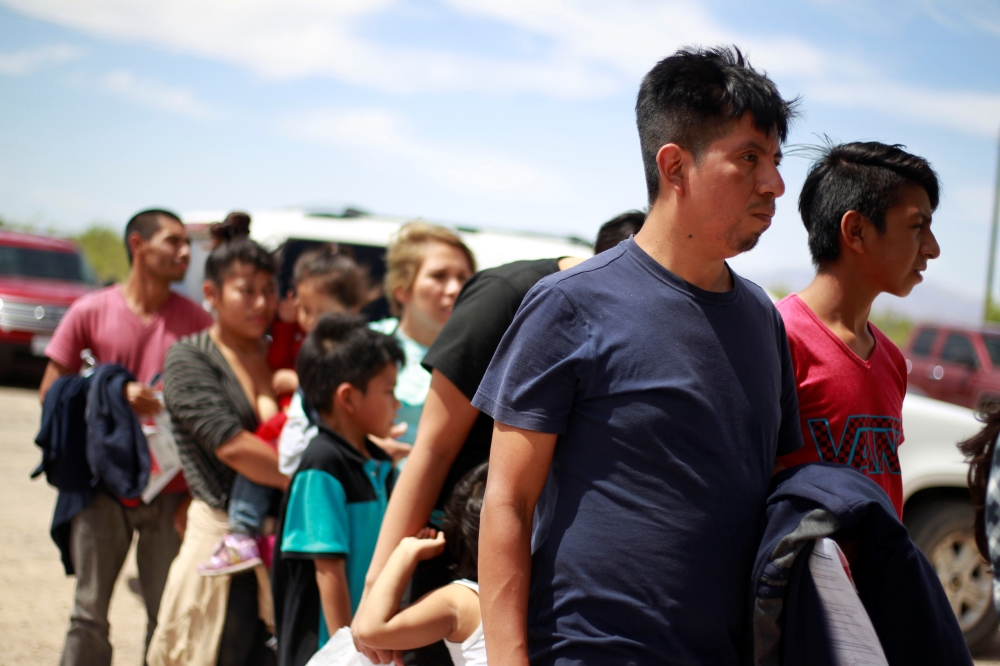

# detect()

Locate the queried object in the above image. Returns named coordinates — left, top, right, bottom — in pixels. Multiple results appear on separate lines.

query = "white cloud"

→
left=280, top=108, right=563, bottom=195
left=99, top=70, right=213, bottom=118
left=0, top=43, right=84, bottom=75
left=806, top=81, right=1000, bottom=138
left=1, top=0, right=997, bottom=135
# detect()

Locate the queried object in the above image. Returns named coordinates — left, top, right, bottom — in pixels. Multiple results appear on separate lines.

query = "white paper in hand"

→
left=304, top=627, right=377, bottom=666
left=809, top=537, right=889, bottom=666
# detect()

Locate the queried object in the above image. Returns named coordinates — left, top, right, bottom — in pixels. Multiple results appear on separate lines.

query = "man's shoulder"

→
left=736, top=274, right=780, bottom=312
left=164, top=292, right=213, bottom=328
left=465, top=258, right=561, bottom=299
left=65, top=285, right=120, bottom=314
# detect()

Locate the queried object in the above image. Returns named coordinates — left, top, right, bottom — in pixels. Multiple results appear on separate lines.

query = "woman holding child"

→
left=148, top=235, right=287, bottom=666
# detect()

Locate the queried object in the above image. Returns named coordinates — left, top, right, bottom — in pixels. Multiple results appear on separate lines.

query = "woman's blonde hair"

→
left=383, top=221, right=476, bottom=316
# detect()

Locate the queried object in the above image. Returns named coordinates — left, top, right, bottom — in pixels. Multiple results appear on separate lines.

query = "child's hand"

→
left=272, top=368, right=299, bottom=396
left=369, top=424, right=412, bottom=464
left=400, top=530, right=446, bottom=562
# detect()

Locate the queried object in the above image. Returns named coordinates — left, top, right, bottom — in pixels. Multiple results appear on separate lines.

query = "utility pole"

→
left=984, top=128, right=1000, bottom=322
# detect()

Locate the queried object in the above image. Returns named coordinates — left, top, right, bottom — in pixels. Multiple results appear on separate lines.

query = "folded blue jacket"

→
left=32, top=364, right=150, bottom=574
left=747, top=462, right=972, bottom=666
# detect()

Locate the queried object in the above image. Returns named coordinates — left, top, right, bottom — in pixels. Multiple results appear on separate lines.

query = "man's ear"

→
left=655, top=144, right=688, bottom=197
left=840, top=210, right=869, bottom=256
left=127, top=231, right=145, bottom=263
left=333, top=382, right=357, bottom=415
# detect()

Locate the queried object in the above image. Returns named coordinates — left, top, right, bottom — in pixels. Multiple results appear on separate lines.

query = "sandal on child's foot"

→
left=197, top=532, right=262, bottom=576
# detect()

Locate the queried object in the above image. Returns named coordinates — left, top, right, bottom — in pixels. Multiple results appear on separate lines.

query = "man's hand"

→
left=125, top=382, right=163, bottom=417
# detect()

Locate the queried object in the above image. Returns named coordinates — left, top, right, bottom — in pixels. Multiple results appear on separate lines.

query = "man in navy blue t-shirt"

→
left=474, top=46, right=804, bottom=665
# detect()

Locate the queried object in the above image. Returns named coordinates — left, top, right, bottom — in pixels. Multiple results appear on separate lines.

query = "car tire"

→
left=906, top=499, right=999, bottom=653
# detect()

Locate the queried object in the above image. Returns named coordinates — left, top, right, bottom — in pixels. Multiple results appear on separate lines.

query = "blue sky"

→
left=1, top=0, right=999, bottom=302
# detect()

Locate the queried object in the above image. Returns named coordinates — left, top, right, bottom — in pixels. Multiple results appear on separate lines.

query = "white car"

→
left=900, top=393, right=995, bottom=651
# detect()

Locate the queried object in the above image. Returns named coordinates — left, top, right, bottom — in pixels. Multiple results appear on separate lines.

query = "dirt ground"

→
left=4, top=382, right=1000, bottom=665
left=1, top=386, right=144, bottom=666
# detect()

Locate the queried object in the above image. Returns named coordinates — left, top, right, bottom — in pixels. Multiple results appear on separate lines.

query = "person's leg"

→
left=60, top=494, right=133, bottom=666
left=133, top=492, right=183, bottom=657
left=216, top=571, right=276, bottom=666
left=200, top=476, right=273, bottom=576
left=229, top=475, right=273, bottom=536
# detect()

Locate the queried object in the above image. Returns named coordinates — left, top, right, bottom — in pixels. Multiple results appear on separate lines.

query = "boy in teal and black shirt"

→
left=272, top=314, right=404, bottom=666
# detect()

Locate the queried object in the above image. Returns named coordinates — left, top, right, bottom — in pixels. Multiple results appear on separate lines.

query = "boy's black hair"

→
left=636, top=45, right=799, bottom=205
left=594, top=210, right=646, bottom=254
left=293, top=245, right=370, bottom=309
left=799, top=141, right=940, bottom=267
left=204, top=236, right=277, bottom=286
left=297, top=313, right=405, bottom=415
left=442, top=461, right=488, bottom=581
left=124, top=209, right=181, bottom=264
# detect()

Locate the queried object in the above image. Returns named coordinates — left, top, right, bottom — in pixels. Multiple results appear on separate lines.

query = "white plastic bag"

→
left=304, top=627, right=377, bottom=666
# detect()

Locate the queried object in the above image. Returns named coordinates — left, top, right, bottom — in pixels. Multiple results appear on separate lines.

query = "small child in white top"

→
left=353, top=462, right=488, bottom=665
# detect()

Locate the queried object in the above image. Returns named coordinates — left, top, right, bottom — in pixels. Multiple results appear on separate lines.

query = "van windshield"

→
left=0, top=246, right=96, bottom=284
left=982, top=335, right=1000, bottom=366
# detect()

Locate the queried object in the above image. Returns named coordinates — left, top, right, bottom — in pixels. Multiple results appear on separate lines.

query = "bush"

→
left=73, top=226, right=128, bottom=285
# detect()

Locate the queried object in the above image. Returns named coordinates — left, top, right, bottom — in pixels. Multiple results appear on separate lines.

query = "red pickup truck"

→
left=904, top=324, right=1000, bottom=410
left=0, top=230, right=98, bottom=380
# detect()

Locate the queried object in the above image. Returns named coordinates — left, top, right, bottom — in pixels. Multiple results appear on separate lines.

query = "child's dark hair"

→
left=799, top=141, right=939, bottom=267
left=958, top=404, right=1000, bottom=561
left=442, top=462, right=488, bottom=581
left=205, top=237, right=276, bottom=286
left=293, top=245, right=370, bottom=309
left=297, top=313, right=404, bottom=415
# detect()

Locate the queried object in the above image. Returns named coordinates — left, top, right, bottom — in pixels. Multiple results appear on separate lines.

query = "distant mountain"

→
left=744, top=268, right=982, bottom=325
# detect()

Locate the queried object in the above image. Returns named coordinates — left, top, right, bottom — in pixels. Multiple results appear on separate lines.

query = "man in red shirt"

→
left=40, top=209, right=213, bottom=666
left=777, top=143, right=941, bottom=517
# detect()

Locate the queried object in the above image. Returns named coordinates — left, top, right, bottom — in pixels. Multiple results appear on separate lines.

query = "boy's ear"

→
left=333, top=382, right=357, bottom=415
left=840, top=210, right=869, bottom=256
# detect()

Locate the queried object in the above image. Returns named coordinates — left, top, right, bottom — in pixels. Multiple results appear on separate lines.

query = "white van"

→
left=178, top=208, right=593, bottom=315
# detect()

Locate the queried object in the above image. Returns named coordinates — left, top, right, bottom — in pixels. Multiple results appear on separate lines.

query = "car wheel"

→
left=907, top=499, right=999, bottom=653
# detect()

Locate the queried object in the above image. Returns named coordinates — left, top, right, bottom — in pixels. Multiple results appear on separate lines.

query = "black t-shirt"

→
left=422, top=258, right=560, bottom=511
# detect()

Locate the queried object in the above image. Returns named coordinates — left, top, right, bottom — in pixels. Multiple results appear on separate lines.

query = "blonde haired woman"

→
left=370, top=221, right=476, bottom=446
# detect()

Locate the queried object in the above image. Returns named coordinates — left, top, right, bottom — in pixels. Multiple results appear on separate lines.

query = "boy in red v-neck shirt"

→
left=777, top=142, right=941, bottom=518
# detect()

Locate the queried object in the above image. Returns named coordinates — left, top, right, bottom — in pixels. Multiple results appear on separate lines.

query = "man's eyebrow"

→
left=734, top=139, right=781, bottom=158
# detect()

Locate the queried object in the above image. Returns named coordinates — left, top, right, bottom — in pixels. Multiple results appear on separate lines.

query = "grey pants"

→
left=60, top=492, right=183, bottom=666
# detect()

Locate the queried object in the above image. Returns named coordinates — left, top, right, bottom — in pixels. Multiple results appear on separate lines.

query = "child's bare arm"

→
left=315, top=557, right=353, bottom=635
left=354, top=530, right=480, bottom=650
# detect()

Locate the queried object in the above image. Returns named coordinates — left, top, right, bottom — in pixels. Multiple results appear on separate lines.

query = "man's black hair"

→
left=124, top=209, right=182, bottom=265
left=799, top=141, right=940, bottom=266
left=442, top=461, right=487, bottom=581
left=204, top=236, right=277, bottom=286
left=595, top=210, right=646, bottom=254
left=636, top=45, right=799, bottom=205
left=297, top=313, right=405, bottom=415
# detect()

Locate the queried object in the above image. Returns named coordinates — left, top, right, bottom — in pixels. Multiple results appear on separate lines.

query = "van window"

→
left=982, top=335, right=1000, bottom=367
left=911, top=329, right=938, bottom=357
left=940, top=334, right=978, bottom=367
